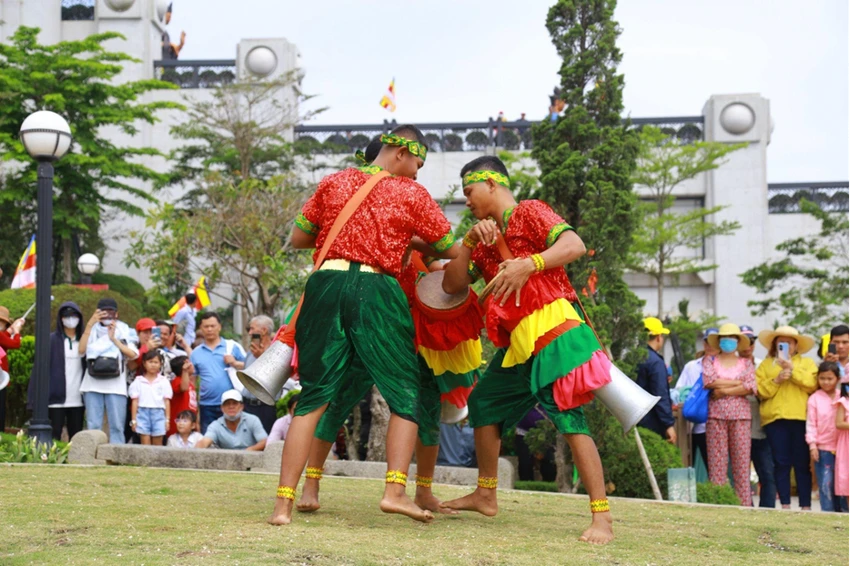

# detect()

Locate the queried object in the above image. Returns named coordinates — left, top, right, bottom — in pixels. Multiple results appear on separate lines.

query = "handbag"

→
left=682, top=374, right=709, bottom=424
left=87, top=356, right=121, bottom=379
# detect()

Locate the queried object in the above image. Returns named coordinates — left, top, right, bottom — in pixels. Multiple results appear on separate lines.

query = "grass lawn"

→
left=1, top=465, right=847, bottom=565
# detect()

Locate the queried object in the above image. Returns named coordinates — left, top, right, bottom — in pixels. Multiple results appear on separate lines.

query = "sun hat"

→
left=0, top=306, right=11, bottom=326
left=702, top=327, right=719, bottom=340
left=644, top=317, right=670, bottom=336
left=706, top=323, right=750, bottom=352
left=757, top=325, right=816, bottom=355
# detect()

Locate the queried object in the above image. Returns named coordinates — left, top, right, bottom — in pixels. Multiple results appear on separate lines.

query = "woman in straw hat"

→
left=702, top=323, right=757, bottom=506
left=756, top=325, right=818, bottom=510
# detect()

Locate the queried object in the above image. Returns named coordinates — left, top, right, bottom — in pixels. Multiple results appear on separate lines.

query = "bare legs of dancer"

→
left=441, top=426, right=614, bottom=544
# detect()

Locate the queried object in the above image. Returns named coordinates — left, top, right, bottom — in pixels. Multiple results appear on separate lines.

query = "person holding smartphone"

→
left=825, top=324, right=849, bottom=387
left=755, top=326, right=818, bottom=509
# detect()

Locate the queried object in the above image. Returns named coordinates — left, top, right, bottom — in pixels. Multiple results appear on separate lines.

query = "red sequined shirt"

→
left=296, top=168, right=454, bottom=277
left=469, top=200, right=577, bottom=302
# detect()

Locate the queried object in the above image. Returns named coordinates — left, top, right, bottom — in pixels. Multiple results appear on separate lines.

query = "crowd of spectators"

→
left=639, top=317, right=849, bottom=511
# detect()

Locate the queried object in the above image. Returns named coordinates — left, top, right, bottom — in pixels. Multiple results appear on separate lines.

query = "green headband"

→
left=354, top=149, right=368, bottom=165
left=462, top=170, right=510, bottom=188
left=380, top=133, right=427, bottom=162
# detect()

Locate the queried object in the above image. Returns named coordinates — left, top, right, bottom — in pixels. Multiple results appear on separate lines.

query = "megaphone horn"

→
left=236, top=341, right=294, bottom=405
left=594, top=363, right=660, bottom=432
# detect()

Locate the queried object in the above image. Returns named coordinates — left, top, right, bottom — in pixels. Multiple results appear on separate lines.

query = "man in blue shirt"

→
left=637, top=317, right=677, bottom=444
left=196, top=389, right=267, bottom=450
left=190, top=312, right=246, bottom=433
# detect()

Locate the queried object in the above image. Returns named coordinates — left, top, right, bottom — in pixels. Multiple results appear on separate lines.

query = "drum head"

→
left=416, top=271, right=469, bottom=310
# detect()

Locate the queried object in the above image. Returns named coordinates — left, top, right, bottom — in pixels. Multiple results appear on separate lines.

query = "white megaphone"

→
left=439, top=401, right=469, bottom=424
left=236, top=341, right=294, bottom=405
left=594, top=363, right=660, bottom=432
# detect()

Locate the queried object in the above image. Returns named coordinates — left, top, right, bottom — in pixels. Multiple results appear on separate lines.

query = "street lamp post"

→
left=77, top=253, right=101, bottom=285
left=20, top=111, right=72, bottom=446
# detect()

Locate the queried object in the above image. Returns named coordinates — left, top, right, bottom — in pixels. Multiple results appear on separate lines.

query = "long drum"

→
left=595, top=363, right=660, bottom=432
left=236, top=341, right=294, bottom=405
left=415, top=270, right=469, bottom=313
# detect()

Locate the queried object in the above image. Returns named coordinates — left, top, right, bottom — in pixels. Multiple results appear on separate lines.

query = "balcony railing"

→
left=767, top=182, right=849, bottom=214
left=154, top=60, right=237, bottom=89
left=294, top=116, right=705, bottom=153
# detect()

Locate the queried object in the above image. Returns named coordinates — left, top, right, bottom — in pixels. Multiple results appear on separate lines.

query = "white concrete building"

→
left=3, top=0, right=847, bottom=339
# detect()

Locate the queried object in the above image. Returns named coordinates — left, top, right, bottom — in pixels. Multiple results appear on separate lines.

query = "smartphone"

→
left=250, top=333, right=261, bottom=344
left=151, top=327, right=161, bottom=340
left=777, top=342, right=790, bottom=361
left=828, top=344, right=837, bottom=355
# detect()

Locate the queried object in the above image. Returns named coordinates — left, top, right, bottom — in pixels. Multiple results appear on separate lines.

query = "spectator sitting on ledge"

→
left=196, top=390, right=267, bottom=451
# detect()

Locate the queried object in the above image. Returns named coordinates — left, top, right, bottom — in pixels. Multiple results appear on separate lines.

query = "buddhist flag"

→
left=10, top=235, right=36, bottom=289
left=379, top=78, right=396, bottom=112
left=168, top=276, right=212, bottom=317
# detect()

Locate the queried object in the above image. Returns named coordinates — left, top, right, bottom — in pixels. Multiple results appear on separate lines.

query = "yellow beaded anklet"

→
left=305, top=467, right=323, bottom=480
left=415, top=475, right=433, bottom=488
left=386, top=470, right=408, bottom=486
left=477, top=476, right=498, bottom=489
left=276, top=486, right=296, bottom=500
left=590, top=498, right=610, bottom=513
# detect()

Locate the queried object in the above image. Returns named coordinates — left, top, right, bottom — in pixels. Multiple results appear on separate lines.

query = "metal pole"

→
left=29, top=160, right=54, bottom=446
left=634, top=428, right=663, bottom=500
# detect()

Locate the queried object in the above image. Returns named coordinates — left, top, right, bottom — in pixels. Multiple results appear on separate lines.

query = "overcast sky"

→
left=171, top=0, right=848, bottom=183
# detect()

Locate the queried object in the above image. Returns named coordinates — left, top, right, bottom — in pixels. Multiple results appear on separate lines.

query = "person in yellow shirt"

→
left=756, top=326, right=817, bottom=510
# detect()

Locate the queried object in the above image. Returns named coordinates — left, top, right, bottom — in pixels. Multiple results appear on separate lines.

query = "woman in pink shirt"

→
left=702, top=324, right=758, bottom=506
left=833, top=382, right=849, bottom=512
left=806, top=361, right=841, bottom=511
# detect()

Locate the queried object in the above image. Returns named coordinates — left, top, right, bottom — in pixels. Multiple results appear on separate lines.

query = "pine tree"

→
left=531, top=0, right=644, bottom=369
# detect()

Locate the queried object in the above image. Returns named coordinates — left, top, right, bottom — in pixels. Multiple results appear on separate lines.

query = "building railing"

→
left=767, top=182, right=849, bottom=214
left=61, top=0, right=95, bottom=20
left=154, top=60, right=237, bottom=89
left=294, top=116, right=705, bottom=153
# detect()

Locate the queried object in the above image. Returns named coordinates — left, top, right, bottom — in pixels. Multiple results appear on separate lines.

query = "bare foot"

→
left=415, top=490, right=458, bottom=515
left=380, top=493, right=435, bottom=523
left=297, top=479, right=321, bottom=513
left=267, top=497, right=294, bottom=526
left=579, top=511, right=614, bottom=545
left=439, top=488, right=498, bottom=517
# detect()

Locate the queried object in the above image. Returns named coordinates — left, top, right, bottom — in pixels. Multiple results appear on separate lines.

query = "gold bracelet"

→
left=305, top=467, right=323, bottom=480
left=386, top=470, right=408, bottom=486
left=590, top=498, right=610, bottom=513
left=462, top=234, right=477, bottom=250
left=477, top=476, right=498, bottom=489
left=415, top=475, right=433, bottom=488
left=276, top=486, right=296, bottom=500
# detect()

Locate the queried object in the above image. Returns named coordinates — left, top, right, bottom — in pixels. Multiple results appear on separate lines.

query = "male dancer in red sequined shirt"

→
left=440, top=155, right=615, bottom=544
left=268, top=126, right=456, bottom=526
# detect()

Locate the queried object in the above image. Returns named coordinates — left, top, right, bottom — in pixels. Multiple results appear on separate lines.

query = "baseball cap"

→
left=97, top=298, right=118, bottom=311
left=702, top=327, right=719, bottom=340
left=644, top=317, right=670, bottom=335
left=135, top=318, right=156, bottom=333
left=221, top=389, right=243, bottom=404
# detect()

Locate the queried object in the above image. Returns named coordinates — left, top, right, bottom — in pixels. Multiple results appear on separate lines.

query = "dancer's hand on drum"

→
left=465, top=219, right=499, bottom=247
left=491, top=258, right=536, bottom=307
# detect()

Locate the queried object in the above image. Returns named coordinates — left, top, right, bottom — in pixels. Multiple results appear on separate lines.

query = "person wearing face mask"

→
left=701, top=323, right=758, bottom=506
left=195, top=389, right=267, bottom=450
left=26, top=302, right=87, bottom=441
left=79, top=298, right=140, bottom=444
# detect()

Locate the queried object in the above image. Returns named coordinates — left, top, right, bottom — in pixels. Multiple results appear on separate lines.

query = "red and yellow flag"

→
left=168, top=276, right=211, bottom=317
left=379, top=78, right=396, bottom=112
left=11, top=235, right=36, bottom=289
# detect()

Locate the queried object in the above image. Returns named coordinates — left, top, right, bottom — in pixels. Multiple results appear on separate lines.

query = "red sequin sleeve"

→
left=410, top=185, right=455, bottom=253
left=294, top=178, right=327, bottom=236
left=519, top=200, right=574, bottom=249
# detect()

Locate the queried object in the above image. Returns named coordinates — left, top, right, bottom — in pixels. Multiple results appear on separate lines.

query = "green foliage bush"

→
left=91, top=272, right=146, bottom=309
left=0, top=285, right=140, bottom=428
left=696, top=482, right=741, bottom=506
left=0, top=431, right=69, bottom=463
left=514, top=481, right=559, bottom=493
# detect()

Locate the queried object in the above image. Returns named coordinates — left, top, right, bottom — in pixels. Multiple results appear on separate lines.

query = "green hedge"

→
left=0, top=285, right=141, bottom=428
left=696, top=482, right=741, bottom=506
left=514, top=481, right=559, bottom=493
